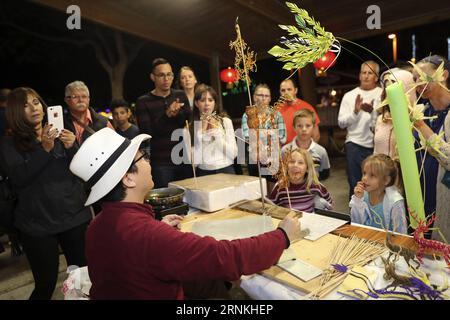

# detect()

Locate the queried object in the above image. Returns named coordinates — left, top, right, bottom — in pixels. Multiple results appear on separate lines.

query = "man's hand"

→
left=354, top=94, right=363, bottom=114
left=162, top=214, right=184, bottom=229
left=278, top=211, right=301, bottom=244
left=59, top=129, right=76, bottom=149
left=166, top=99, right=184, bottom=118
left=354, top=181, right=365, bottom=199
left=361, top=99, right=374, bottom=113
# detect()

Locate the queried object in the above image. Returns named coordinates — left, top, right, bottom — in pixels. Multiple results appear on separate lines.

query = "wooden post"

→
left=298, top=63, right=317, bottom=106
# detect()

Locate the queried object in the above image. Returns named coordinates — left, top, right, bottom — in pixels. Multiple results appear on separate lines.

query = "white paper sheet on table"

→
left=301, top=212, right=347, bottom=241
left=191, top=215, right=275, bottom=240
left=277, top=259, right=323, bottom=282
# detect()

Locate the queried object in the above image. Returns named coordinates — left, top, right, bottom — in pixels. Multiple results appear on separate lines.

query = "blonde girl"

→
left=351, top=154, right=407, bottom=233
left=270, top=148, right=332, bottom=212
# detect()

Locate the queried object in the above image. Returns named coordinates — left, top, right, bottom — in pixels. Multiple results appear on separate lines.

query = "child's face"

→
left=287, top=151, right=307, bottom=184
left=294, top=117, right=314, bottom=142
left=361, top=164, right=388, bottom=193
left=195, top=92, right=215, bottom=115
left=112, top=107, right=130, bottom=124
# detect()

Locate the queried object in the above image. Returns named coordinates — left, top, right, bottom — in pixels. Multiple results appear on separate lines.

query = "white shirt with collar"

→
left=338, top=86, right=382, bottom=148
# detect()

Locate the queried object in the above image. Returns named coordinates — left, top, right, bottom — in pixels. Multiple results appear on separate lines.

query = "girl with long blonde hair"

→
left=270, top=148, right=332, bottom=212
left=351, top=154, right=407, bottom=234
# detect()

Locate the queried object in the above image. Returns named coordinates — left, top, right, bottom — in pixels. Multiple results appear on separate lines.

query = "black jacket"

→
left=0, top=136, right=91, bottom=236
left=136, top=90, right=191, bottom=165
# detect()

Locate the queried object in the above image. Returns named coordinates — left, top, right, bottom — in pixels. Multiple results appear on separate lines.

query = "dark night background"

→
left=1, top=0, right=449, bottom=118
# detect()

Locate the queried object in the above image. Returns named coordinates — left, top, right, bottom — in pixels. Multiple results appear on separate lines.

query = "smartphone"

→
left=47, top=105, right=64, bottom=136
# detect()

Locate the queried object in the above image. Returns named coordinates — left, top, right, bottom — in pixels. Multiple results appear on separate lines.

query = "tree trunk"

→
left=109, top=62, right=127, bottom=100
left=110, top=71, right=124, bottom=100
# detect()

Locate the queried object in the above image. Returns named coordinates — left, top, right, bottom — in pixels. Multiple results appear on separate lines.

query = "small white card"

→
left=301, top=212, right=347, bottom=241
left=277, top=259, right=323, bottom=282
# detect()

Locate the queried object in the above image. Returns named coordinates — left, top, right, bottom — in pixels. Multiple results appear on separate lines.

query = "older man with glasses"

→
left=63, top=80, right=113, bottom=145
left=136, top=58, right=191, bottom=188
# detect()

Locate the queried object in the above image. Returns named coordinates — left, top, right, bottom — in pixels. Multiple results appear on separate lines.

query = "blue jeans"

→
left=345, top=142, right=373, bottom=199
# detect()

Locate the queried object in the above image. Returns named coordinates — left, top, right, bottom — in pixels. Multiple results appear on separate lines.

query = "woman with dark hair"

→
left=185, top=84, right=237, bottom=176
left=412, top=55, right=450, bottom=241
left=0, top=87, right=91, bottom=299
left=176, top=66, right=198, bottom=109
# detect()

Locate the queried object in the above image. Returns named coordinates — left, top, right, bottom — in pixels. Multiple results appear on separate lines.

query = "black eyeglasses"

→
left=153, top=72, right=174, bottom=79
left=130, top=150, right=150, bottom=167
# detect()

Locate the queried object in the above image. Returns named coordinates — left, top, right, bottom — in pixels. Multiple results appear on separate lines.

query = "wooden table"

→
left=180, top=206, right=444, bottom=296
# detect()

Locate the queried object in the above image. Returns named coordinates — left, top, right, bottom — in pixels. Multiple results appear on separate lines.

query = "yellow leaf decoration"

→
left=409, top=60, right=450, bottom=93
left=409, top=103, right=437, bottom=124
left=418, top=131, right=447, bottom=159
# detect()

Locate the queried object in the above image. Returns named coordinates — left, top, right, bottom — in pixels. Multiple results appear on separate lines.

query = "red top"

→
left=279, top=99, right=321, bottom=144
left=86, top=202, right=287, bottom=300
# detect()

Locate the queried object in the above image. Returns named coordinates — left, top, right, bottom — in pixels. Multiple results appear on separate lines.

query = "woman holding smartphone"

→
left=0, top=87, right=91, bottom=300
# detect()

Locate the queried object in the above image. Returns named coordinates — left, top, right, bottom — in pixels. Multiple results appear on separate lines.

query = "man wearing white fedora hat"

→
left=70, top=127, right=301, bottom=300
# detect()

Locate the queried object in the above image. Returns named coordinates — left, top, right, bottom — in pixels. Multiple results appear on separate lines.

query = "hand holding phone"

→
left=47, top=105, right=64, bottom=136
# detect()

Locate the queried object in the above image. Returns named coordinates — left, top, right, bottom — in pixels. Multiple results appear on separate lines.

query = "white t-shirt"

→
left=184, top=117, right=238, bottom=171
left=338, top=86, right=382, bottom=148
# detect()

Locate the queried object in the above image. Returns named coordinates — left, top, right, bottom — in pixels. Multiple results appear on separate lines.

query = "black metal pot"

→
left=145, top=187, right=185, bottom=207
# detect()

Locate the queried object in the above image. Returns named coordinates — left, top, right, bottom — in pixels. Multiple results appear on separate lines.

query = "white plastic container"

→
left=169, top=173, right=267, bottom=212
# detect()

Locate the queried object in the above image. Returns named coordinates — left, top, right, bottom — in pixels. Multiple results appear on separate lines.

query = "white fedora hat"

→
left=70, top=127, right=151, bottom=206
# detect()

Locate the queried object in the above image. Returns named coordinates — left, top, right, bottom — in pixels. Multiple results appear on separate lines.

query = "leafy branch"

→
left=268, top=2, right=336, bottom=70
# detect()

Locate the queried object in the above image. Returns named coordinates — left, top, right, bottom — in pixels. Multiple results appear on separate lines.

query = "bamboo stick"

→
left=185, top=120, right=198, bottom=189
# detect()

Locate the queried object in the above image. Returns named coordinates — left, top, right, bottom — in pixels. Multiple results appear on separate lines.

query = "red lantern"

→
left=313, top=51, right=337, bottom=71
left=220, top=67, right=238, bottom=88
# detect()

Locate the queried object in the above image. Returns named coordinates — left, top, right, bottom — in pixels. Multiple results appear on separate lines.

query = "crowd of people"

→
left=0, top=54, right=449, bottom=300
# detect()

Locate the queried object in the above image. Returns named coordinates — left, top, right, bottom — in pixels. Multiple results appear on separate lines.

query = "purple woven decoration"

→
left=332, top=264, right=348, bottom=273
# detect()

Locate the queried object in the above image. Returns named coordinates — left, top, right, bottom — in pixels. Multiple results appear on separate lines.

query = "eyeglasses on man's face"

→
left=153, top=72, right=174, bottom=80
left=66, top=95, right=90, bottom=100
left=255, top=94, right=271, bottom=99
left=130, top=150, right=150, bottom=167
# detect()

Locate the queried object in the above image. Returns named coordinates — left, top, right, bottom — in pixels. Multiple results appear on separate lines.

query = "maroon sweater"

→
left=86, top=202, right=287, bottom=300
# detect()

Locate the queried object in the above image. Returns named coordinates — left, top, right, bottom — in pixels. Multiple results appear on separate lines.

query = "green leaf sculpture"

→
left=268, top=2, right=337, bottom=70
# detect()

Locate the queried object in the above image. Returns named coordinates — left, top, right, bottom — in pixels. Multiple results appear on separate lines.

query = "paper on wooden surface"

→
left=277, top=259, right=323, bottom=282
left=191, top=215, right=275, bottom=240
left=301, top=212, right=347, bottom=241
left=278, top=248, right=297, bottom=264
